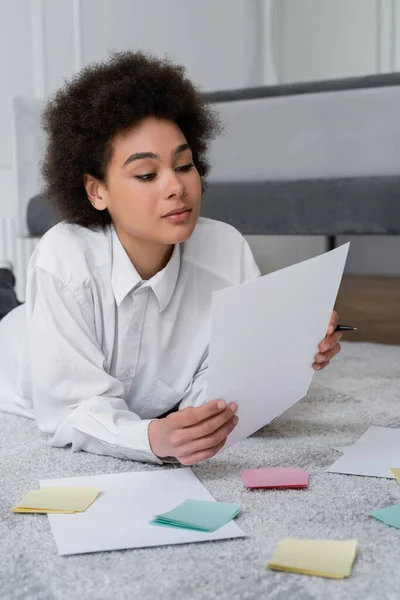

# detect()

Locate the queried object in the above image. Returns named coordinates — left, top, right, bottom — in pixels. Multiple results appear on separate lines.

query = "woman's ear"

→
left=83, top=174, right=108, bottom=210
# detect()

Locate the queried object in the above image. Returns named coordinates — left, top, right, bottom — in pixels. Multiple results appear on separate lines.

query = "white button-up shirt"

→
left=0, top=217, right=260, bottom=463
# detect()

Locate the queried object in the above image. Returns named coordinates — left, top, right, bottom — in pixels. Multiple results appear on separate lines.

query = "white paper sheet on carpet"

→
left=207, top=244, right=349, bottom=449
left=40, top=468, right=246, bottom=555
left=327, top=426, right=400, bottom=479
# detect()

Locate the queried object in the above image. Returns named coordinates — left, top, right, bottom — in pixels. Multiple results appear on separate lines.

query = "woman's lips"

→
left=163, top=209, right=192, bottom=223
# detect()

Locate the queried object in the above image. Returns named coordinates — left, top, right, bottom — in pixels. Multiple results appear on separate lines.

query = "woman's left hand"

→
left=313, top=310, right=343, bottom=371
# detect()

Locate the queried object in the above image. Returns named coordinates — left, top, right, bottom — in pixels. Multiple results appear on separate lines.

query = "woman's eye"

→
left=134, top=164, right=193, bottom=181
left=135, top=173, right=157, bottom=182
left=175, top=163, right=194, bottom=172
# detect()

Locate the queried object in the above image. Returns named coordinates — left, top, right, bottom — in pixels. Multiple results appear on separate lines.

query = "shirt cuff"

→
left=117, top=419, right=163, bottom=465
left=162, top=457, right=181, bottom=464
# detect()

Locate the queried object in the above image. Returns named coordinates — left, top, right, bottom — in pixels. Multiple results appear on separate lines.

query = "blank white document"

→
left=206, top=244, right=349, bottom=449
left=327, top=426, right=400, bottom=479
left=40, top=468, right=246, bottom=555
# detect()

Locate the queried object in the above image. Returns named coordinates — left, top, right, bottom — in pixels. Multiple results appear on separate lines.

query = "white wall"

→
left=274, top=0, right=400, bottom=275
left=0, top=0, right=33, bottom=218
left=79, top=1, right=259, bottom=93
left=275, top=0, right=379, bottom=83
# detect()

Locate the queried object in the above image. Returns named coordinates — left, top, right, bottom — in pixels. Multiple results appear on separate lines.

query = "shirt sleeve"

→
left=240, top=236, right=261, bottom=281
left=25, top=266, right=162, bottom=465
left=178, top=354, right=209, bottom=410
left=179, top=235, right=261, bottom=411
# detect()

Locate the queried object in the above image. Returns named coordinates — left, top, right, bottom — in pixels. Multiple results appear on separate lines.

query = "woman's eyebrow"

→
left=123, top=152, right=158, bottom=167
left=173, top=143, right=190, bottom=156
left=122, top=143, right=190, bottom=168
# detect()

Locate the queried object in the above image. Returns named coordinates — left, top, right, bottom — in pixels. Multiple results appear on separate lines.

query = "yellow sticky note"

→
left=10, top=508, right=77, bottom=514
left=267, top=539, right=357, bottom=579
left=391, top=468, right=400, bottom=484
left=11, top=486, right=100, bottom=514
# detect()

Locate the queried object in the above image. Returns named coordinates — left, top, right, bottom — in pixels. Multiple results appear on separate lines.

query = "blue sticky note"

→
left=150, top=499, right=240, bottom=532
left=370, top=504, right=400, bottom=529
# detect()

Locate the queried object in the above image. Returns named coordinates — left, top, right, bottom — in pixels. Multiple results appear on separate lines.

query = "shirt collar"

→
left=149, top=243, right=181, bottom=312
left=111, top=225, right=181, bottom=311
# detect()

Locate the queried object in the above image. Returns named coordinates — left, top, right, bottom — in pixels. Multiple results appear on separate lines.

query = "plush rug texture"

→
left=1, top=341, right=400, bottom=600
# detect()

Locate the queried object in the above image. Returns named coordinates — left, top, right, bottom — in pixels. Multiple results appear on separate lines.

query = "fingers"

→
left=175, top=399, right=232, bottom=428
left=319, top=331, right=343, bottom=352
left=318, top=360, right=330, bottom=371
left=161, top=399, right=238, bottom=462
left=170, top=404, right=238, bottom=447
left=320, top=342, right=342, bottom=363
left=185, top=405, right=237, bottom=442
left=179, top=439, right=229, bottom=466
left=314, top=360, right=330, bottom=372
left=326, top=310, right=339, bottom=336
left=179, top=415, right=239, bottom=457
left=313, top=343, right=341, bottom=370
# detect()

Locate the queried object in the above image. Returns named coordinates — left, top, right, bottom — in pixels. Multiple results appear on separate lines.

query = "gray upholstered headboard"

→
left=202, top=176, right=400, bottom=236
left=27, top=72, right=400, bottom=237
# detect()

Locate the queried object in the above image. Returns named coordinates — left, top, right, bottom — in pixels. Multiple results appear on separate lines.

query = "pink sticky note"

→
left=240, top=468, right=309, bottom=489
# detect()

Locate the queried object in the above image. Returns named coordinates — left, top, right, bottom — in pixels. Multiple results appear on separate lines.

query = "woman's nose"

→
left=166, top=171, right=185, bottom=199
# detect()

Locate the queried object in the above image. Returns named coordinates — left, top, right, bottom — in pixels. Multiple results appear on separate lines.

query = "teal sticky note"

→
left=150, top=499, right=240, bottom=532
left=370, top=504, right=400, bottom=529
left=149, top=519, right=206, bottom=532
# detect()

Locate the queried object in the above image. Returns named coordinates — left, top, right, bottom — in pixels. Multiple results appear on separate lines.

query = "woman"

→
left=0, top=52, right=342, bottom=465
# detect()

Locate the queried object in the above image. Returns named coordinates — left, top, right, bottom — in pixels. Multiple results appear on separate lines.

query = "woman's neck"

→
left=114, top=225, right=173, bottom=280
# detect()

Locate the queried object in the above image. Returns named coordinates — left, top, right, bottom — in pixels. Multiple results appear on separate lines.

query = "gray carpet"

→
left=2, top=341, right=400, bottom=600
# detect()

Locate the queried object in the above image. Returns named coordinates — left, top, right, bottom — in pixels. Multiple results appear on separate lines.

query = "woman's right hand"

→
left=148, top=399, right=238, bottom=465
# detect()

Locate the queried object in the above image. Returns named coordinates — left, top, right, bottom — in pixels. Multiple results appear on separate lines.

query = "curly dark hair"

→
left=41, top=51, right=221, bottom=229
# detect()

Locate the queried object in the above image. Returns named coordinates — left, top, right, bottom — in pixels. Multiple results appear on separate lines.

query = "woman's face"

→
left=88, top=117, right=202, bottom=246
